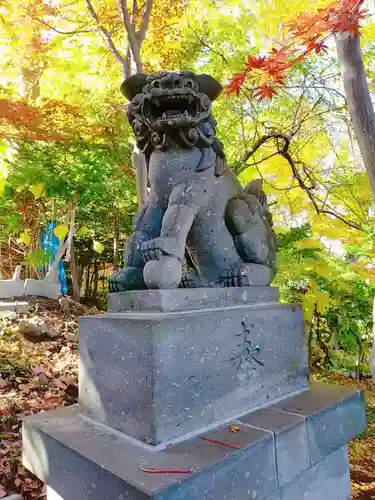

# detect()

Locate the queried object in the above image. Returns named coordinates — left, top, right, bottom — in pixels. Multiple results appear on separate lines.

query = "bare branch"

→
left=25, top=11, right=92, bottom=35
left=119, top=0, right=144, bottom=72
left=120, top=0, right=134, bottom=39
left=84, top=0, right=128, bottom=75
left=238, top=152, right=280, bottom=170
left=187, top=23, right=228, bottom=64
left=238, top=132, right=361, bottom=230
left=137, top=0, right=153, bottom=43
left=241, top=132, right=291, bottom=166
left=281, top=147, right=361, bottom=230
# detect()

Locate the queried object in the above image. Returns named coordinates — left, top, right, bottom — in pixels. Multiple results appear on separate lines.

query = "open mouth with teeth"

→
left=148, top=92, right=198, bottom=130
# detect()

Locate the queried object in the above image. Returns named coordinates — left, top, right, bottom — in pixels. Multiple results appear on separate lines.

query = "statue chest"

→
left=148, top=147, right=214, bottom=197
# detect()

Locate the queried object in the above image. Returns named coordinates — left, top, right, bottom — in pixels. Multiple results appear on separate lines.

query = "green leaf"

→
left=79, top=225, right=89, bottom=236
left=53, top=224, right=69, bottom=240
left=93, top=240, right=104, bottom=254
left=23, top=250, right=52, bottom=267
left=30, top=183, right=45, bottom=199
left=18, top=229, right=31, bottom=247
left=296, top=238, right=324, bottom=250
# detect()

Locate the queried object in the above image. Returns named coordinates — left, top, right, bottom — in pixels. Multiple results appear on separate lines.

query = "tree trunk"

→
left=113, top=206, right=121, bottom=270
left=69, top=242, right=81, bottom=302
left=335, top=33, right=375, bottom=381
left=85, top=264, right=90, bottom=300
left=307, top=304, right=317, bottom=374
left=335, top=33, right=375, bottom=198
left=371, top=297, right=375, bottom=380
left=92, top=260, right=99, bottom=299
left=133, top=148, right=148, bottom=207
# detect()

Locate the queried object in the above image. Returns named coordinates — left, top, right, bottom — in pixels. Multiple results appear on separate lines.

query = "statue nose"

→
left=160, top=74, right=183, bottom=89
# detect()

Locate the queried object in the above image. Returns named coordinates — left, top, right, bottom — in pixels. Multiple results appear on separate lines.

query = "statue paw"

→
left=220, top=263, right=273, bottom=288
left=180, top=269, right=209, bottom=288
left=143, top=256, right=182, bottom=289
left=141, top=237, right=182, bottom=262
left=108, top=267, right=145, bottom=292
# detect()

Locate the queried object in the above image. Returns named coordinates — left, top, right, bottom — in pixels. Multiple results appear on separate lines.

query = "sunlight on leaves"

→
left=53, top=224, right=69, bottom=240
left=93, top=240, right=104, bottom=254
left=30, top=183, right=45, bottom=199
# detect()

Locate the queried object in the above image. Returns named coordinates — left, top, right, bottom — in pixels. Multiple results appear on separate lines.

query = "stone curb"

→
left=0, top=279, right=60, bottom=300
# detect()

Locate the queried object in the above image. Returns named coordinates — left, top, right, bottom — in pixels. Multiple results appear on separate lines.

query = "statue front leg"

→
left=108, top=201, right=165, bottom=292
left=141, top=183, right=202, bottom=289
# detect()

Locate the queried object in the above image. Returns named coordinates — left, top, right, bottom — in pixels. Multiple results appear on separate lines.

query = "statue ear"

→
left=120, top=74, right=148, bottom=101
left=195, top=74, right=223, bottom=101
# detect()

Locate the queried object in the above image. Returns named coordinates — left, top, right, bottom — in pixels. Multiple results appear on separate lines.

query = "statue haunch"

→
left=109, top=71, right=277, bottom=291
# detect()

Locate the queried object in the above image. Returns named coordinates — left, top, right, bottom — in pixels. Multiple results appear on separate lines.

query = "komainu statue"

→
left=109, top=71, right=277, bottom=291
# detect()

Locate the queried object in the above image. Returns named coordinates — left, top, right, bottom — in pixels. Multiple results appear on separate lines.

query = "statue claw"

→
left=108, top=267, right=146, bottom=292
left=220, top=263, right=273, bottom=288
left=141, top=237, right=182, bottom=262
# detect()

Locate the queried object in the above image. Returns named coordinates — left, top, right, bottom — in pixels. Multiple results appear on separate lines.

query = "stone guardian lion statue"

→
left=109, top=71, right=277, bottom=291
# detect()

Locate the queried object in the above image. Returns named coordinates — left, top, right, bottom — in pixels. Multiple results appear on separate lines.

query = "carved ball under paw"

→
left=143, top=257, right=182, bottom=289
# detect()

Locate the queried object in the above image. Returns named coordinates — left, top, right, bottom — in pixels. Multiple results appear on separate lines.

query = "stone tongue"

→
left=165, top=109, right=181, bottom=117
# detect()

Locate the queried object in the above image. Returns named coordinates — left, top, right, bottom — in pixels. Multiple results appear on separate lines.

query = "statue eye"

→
left=185, top=80, right=193, bottom=88
left=152, top=80, right=160, bottom=88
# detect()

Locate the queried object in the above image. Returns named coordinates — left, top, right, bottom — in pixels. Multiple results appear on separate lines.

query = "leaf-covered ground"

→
left=0, top=300, right=374, bottom=499
left=0, top=297, right=100, bottom=499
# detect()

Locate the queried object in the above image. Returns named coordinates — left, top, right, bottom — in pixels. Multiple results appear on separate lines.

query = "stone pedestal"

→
left=23, top=287, right=366, bottom=499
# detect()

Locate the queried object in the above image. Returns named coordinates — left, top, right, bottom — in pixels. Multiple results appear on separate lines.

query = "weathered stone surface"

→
left=0, top=301, right=30, bottom=314
left=0, top=280, right=25, bottom=299
left=272, top=382, right=366, bottom=465
left=24, top=279, right=60, bottom=300
left=23, top=405, right=276, bottom=500
left=108, top=286, right=279, bottom=313
left=237, top=407, right=309, bottom=487
left=279, top=446, right=351, bottom=500
left=23, top=383, right=363, bottom=500
left=109, top=71, right=277, bottom=292
left=79, top=302, right=307, bottom=445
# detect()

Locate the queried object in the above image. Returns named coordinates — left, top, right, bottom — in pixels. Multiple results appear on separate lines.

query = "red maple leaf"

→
left=255, top=84, right=278, bottom=102
left=227, top=0, right=370, bottom=102
left=225, top=73, right=246, bottom=96
left=245, top=55, right=266, bottom=70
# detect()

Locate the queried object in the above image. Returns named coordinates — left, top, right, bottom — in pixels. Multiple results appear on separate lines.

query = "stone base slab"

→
left=79, top=300, right=308, bottom=445
left=108, top=286, right=279, bottom=313
left=23, top=383, right=365, bottom=500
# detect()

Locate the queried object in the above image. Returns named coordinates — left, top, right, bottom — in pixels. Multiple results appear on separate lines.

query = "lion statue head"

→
left=121, top=71, right=224, bottom=156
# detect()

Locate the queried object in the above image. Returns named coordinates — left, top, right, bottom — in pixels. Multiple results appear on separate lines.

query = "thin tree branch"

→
left=119, top=0, right=144, bottom=72
left=84, top=0, right=128, bottom=75
left=239, top=151, right=280, bottom=170
left=281, top=147, right=361, bottom=230
left=137, top=0, right=153, bottom=43
left=241, top=132, right=291, bottom=165
left=187, top=23, right=229, bottom=64
left=26, top=11, right=92, bottom=35
left=239, top=132, right=361, bottom=230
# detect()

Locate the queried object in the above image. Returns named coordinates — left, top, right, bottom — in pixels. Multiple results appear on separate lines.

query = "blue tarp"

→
left=40, top=223, right=68, bottom=294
